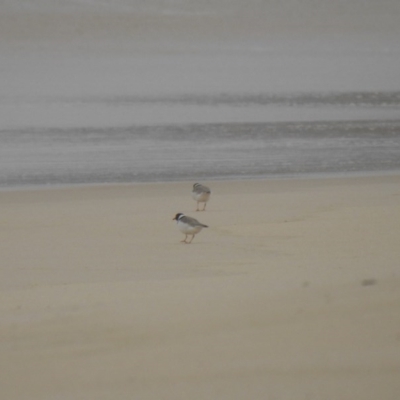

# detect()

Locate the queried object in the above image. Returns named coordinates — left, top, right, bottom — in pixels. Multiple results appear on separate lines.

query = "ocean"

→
left=1, top=1, right=400, bottom=188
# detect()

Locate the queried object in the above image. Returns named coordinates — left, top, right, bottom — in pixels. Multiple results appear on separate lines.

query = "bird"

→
left=173, top=213, right=208, bottom=244
left=191, top=183, right=211, bottom=211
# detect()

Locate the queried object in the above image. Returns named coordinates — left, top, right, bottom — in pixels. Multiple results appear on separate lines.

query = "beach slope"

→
left=1, top=176, right=400, bottom=399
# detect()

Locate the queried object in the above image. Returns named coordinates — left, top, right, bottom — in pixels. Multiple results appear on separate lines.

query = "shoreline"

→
left=2, top=169, right=400, bottom=193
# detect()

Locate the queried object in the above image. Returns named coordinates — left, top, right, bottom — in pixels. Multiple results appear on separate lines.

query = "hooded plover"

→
left=173, top=213, right=208, bottom=244
left=191, top=183, right=211, bottom=211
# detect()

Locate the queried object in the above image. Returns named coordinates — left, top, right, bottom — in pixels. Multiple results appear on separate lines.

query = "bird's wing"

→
left=181, top=215, right=202, bottom=226
left=194, top=184, right=211, bottom=194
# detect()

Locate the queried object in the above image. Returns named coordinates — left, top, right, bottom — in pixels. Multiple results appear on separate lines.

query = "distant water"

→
left=1, top=92, right=400, bottom=188
left=1, top=0, right=400, bottom=189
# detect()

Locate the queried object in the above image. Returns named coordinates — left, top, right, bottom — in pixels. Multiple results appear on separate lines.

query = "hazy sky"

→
left=1, top=0, right=400, bottom=43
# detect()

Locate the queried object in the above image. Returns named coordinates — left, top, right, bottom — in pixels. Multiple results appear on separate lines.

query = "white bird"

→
left=191, top=183, right=211, bottom=211
left=173, top=213, right=208, bottom=244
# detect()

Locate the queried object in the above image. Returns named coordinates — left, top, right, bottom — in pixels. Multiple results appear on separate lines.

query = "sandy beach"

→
left=1, top=176, right=400, bottom=399
left=1, top=0, right=400, bottom=398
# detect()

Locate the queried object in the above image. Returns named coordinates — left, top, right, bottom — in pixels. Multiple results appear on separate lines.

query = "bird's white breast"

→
left=177, top=220, right=202, bottom=234
left=191, top=191, right=210, bottom=202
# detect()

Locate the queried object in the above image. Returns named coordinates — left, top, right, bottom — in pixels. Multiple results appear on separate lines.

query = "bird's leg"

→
left=181, top=234, right=188, bottom=243
left=188, top=234, right=195, bottom=244
left=196, top=202, right=200, bottom=212
left=202, top=203, right=207, bottom=211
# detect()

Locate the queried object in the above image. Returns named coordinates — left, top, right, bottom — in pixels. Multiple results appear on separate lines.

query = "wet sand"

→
left=1, top=175, right=400, bottom=399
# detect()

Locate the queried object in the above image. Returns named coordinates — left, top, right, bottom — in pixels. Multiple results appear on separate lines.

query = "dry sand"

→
left=1, top=176, right=400, bottom=399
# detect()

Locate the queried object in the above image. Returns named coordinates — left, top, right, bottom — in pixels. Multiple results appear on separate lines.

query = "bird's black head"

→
left=193, top=183, right=200, bottom=189
left=173, top=213, right=184, bottom=221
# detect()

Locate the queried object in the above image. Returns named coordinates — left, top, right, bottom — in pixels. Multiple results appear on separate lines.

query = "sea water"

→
left=1, top=2, right=400, bottom=188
